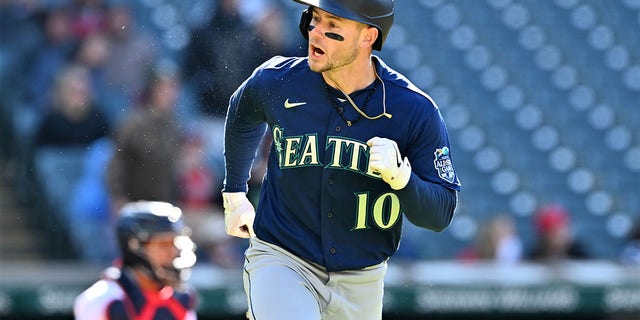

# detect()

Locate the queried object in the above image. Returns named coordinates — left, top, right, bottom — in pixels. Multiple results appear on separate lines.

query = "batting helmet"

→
left=116, top=201, right=196, bottom=287
left=294, top=0, right=394, bottom=51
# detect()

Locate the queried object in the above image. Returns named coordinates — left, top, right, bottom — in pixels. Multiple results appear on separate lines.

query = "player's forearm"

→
left=222, top=123, right=267, bottom=193
left=398, top=175, right=457, bottom=231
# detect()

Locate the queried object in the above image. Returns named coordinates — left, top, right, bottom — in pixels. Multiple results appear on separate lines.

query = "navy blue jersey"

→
left=74, top=267, right=198, bottom=320
left=224, top=55, right=461, bottom=271
left=110, top=270, right=195, bottom=319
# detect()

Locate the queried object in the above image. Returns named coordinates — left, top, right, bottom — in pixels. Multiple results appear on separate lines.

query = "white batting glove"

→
left=222, top=192, right=256, bottom=238
left=367, top=137, right=412, bottom=190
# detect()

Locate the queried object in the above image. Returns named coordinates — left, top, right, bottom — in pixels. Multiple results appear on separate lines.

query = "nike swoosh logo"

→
left=284, top=99, right=307, bottom=109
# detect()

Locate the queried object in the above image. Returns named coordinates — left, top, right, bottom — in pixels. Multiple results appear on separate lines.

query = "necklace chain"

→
left=323, top=79, right=379, bottom=127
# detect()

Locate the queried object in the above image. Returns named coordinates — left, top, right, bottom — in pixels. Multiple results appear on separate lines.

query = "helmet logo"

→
left=128, top=238, right=140, bottom=250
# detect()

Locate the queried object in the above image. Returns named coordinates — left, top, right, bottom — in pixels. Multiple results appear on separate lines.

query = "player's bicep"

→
left=407, top=108, right=460, bottom=190
left=226, top=72, right=266, bottom=128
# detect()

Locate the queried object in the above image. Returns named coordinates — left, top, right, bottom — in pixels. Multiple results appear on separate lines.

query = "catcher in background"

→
left=74, top=201, right=198, bottom=320
left=222, top=0, right=461, bottom=319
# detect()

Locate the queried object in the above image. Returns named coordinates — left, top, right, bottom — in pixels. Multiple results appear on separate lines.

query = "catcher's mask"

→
left=116, top=201, right=196, bottom=288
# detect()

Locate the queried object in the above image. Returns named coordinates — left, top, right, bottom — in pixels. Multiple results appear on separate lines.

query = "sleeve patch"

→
left=434, top=147, right=455, bottom=183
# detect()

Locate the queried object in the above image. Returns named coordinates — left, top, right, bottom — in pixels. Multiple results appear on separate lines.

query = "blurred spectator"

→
left=528, top=204, right=589, bottom=262
left=7, top=8, right=77, bottom=197
left=32, top=64, right=110, bottom=239
left=240, top=0, right=306, bottom=58
left=26, top=8, right=77, bottom=115
left=459, top=214, right=523, bottom=265
left=178, top=135, right=216, bottom=211
left=0, top=1, right=41, bottom=102
left=1, top=1, right=44, bottom=170
left=35, top=64, right=110, bottom=147
left=68, top=137, right=118, bottom=264
left=107, top=64, right=184, bottom=211
left=101, top=4, right=157, bottom=124
left=66, top=0, right=108, bottom=40
left=71, top=31, right=115, bottom=123
left=183, top=0, right=268, bottom=118
left=619, top=217, right=640, bottom=266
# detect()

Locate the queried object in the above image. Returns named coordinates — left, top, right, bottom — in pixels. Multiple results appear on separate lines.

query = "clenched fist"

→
left=367, top=137, right=411, bottom=190
left=222, top=192, right=256, bottom=238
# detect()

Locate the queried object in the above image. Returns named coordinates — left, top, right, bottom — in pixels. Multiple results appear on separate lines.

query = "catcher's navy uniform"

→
left=74, top=267, right=197, bottom=320
left=224, top=55, right=461, bottom=272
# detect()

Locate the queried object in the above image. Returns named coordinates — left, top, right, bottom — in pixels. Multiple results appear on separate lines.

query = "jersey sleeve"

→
left=74, top=280, right=124, bottom=320
left=398, top=103, right=460, bottom=231
left=222, top=67, right=268, bottom=193
left=186, top=310, right=198, bottom=320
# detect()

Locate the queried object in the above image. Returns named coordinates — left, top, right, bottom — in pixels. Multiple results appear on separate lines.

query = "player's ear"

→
left=361, top=26, right=379, bottom=49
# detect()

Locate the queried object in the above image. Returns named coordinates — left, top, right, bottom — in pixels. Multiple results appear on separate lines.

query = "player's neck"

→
left=133, top=268, right=164, bottom=292
left=323, top=55, right=376, bottom=94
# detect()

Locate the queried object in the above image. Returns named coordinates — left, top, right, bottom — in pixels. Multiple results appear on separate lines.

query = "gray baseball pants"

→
left=243, top=237, right=387, bottom=320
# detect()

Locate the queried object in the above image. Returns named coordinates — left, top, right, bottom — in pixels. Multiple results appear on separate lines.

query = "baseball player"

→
left=74, top=201, right=198, bottom=320
left=222, top=0, right=461, bottom=319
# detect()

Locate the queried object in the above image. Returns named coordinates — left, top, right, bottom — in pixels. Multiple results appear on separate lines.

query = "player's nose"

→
left=308, top=23, right=325, bottom=41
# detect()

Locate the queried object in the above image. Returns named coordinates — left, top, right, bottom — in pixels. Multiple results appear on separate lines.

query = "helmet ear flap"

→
left=299, top=6, right=312, bottom=41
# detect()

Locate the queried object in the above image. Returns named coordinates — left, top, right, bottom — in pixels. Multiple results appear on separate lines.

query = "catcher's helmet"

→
left=116, top=201, right=196, bottom=287
left=294, top=0, right=394, bottom=51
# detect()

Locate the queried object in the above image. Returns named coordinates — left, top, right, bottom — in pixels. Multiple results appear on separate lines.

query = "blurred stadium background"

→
left=1, top=0, right=638, bottom=319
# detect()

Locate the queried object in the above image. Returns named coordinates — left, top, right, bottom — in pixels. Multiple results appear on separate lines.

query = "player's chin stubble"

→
left=308, top=53, right=329, bottom=73
left=309, top=45, right=360, bottom=75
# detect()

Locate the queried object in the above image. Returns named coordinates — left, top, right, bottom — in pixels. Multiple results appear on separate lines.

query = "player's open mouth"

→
left=311, top=45, right=325, bottom=57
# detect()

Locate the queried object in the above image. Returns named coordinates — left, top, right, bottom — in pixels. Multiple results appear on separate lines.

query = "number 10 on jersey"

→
left=352, top=192, right=401, bottom=230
